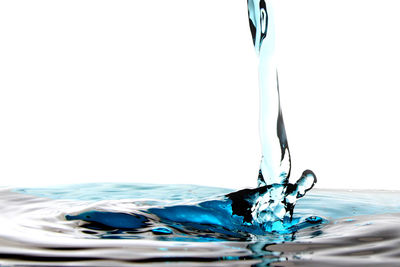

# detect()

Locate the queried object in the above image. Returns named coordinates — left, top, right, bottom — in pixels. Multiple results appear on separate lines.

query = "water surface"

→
left=0, top=184, right=399, bottom=266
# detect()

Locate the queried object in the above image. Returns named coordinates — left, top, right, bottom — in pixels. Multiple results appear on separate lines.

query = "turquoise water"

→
left=243, top=0, right=318, bottom=227
left=1, top=184, right=400, bottom=266
left=1, top=1, right=399, bottom=266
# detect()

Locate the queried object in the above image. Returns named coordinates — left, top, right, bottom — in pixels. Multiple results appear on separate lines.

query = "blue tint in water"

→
left=15, top=183, right=230, bottom=202
left=152, top=227, right=173, bottom=235
left=16, top=184, right=400, bottom=221
left=65, top=211, right=149, bottom=229
left=43, top=183, right=327, bottom=238
left=1, top=0, right=399, bottom=266
left=12, top=0, right=316, bottom=240
left=2, top=185, right=400, bottom=266
left=11, top=184, right=400, bottom=240
left=242, top=0, right=319, bottom=226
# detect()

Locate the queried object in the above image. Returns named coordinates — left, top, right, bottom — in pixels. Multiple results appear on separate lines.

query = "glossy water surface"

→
left=0, top=183, right=400, bottom=266
left=1, top=1, right=397, bottom=266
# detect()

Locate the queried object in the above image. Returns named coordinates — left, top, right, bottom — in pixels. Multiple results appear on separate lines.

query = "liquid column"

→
left=246, top=0, right=317, bottom=227
left=248, top=0, right=290, bottom=186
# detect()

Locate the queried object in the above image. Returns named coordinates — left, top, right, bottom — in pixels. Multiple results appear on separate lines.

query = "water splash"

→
left=2, top=2, right=400, bottom=265
left=244, top=0, right=317, bottom=226
left=10, top=0, right=318, bottom=237
left=59, top=0, right=318, bottom=234
left=4, top=185, right=400, bottom=266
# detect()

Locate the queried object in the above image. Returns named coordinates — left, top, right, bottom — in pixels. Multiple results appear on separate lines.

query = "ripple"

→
left=1, top=184, right=400, bottom=266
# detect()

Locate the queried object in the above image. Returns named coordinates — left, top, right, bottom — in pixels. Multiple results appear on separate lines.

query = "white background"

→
left=0, top=0, right=399, bottom=190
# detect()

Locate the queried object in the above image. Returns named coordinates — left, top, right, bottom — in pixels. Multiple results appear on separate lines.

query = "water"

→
left=242, top=0, right=318, bottom=226
left=1, top=0, right=399, bottom=266
left=1, top=184, right=400, bottom=266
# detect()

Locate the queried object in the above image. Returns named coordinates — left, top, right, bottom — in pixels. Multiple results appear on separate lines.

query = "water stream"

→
left=0, top=1, right=399, bottom=266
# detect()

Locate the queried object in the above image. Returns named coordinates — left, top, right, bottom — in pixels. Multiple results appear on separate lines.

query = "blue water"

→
left=1, top=184, right=400, bottom=266
left=244, top=0, right=319, bottom=227
left=15, top=184, right=400, bottom=220
left=17, top=183, right=325, bottom=238
left=1, top=1, right=399, bottom=266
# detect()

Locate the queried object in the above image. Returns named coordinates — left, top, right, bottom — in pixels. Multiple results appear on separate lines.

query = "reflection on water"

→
left=0, top=184, right=399, bottom=266
left=0, top=1, right=398, bottom=266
